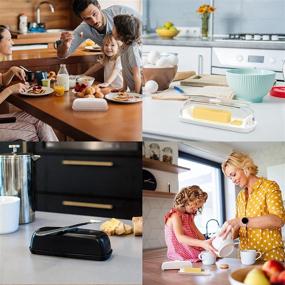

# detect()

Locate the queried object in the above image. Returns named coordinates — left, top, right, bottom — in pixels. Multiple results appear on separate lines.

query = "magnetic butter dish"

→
left=30, top=227, right=112, bottom=261
left=72, top=98, right=108, bottom=111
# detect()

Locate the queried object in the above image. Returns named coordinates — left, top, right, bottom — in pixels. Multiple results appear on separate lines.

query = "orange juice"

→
left=54, top=85, right=65, bottom=96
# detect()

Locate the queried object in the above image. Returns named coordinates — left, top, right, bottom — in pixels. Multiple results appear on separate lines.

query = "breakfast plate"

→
left=84, top=46, right=102, bottom=52
left=20, top=86, right=54, bottom=97
left=105, top=92, right=142, bottom=104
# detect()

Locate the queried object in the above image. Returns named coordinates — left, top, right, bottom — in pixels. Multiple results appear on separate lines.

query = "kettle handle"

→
left=9, top=144, right=20, bottom=154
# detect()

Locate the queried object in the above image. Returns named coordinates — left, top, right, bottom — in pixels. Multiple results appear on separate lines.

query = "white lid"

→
left=72, top=98, right=108, bottom=111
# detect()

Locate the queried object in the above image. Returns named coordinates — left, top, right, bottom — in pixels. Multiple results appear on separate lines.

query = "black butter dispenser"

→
left=30, top=227, right=112, bottom=261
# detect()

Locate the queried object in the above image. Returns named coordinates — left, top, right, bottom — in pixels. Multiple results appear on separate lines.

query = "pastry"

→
left=100, top=218, right=133, bottom=236
left=219, top=263, right=229, bottom=269
left=132, top=216, right=142, bottom=236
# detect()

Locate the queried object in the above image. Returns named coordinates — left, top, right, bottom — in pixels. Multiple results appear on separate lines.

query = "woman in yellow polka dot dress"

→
left=220, top=151, right=285, bottom=261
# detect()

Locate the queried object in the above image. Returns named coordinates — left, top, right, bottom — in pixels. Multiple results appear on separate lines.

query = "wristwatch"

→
left=241, top=217, right=249, bottom=226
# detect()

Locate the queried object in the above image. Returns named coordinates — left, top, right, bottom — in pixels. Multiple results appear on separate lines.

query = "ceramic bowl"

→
left=212, top=235, right=235, bottom=258
left=229, top=266, right=262, bottom=285
left=156, top=28, right=180, bottom=39
left=77, top=76, right=95, bottom=87
left=226, top=68, right=275, bottom=103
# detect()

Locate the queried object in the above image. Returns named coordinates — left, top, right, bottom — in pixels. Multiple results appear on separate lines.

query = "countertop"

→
left=0, top=211, right=142, bottom=285
left=144, top=248, right=247, bottom=285
left=143, top=34, right=285, bottom=50
left=143, top=83, right=285, bottom=142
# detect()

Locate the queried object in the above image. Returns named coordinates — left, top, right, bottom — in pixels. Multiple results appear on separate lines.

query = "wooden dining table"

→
left=7, top=89, right=142, bottom=141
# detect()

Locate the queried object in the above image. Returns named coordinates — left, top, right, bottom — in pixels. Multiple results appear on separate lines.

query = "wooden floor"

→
left=143, top=248, right=233, bottom=285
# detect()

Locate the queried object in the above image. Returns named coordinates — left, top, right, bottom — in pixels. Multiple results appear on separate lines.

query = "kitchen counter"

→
left=143, top=86, right=285, bottom=142
left=143, top=34, right=285, bottom=50
left=0, top=211, right=142, bottom=285
left=144, top=248, right=245, bottom=285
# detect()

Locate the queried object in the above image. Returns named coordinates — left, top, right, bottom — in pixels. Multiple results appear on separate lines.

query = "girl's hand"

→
left=8, top=82, right=29, bottom=94
left=219, top=218, right=241, bottom=239
left=111, top=87, right=125, bottom=93
left=98, top=82, right=110, bottom=88
left=10, top=66, right=26, bottom=82
left=200, top=238, right=217, bottom=255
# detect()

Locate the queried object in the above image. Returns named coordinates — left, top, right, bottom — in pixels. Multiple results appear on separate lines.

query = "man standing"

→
left=57, top=0, right=140, bottom=58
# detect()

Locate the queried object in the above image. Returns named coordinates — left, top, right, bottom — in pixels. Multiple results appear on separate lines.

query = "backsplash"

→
left=143, top=0, right=285, bottom=34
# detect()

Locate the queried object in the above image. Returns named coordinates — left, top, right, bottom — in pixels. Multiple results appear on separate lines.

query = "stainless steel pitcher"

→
left=0, top=144, right=40, bottom=224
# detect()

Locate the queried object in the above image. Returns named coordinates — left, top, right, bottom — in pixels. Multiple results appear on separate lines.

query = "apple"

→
left=271, top=274, right=281, bottom=285
left=244, top=268, right=270, bottom=285
left=163, top=21, right=173, bottom=29
left=262, top=260, right=284, bottom=279
left=277, top=270, right=285, bottom=285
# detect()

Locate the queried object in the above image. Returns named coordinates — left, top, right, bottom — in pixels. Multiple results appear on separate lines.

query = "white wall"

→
left=100, top=0, right=142, bottom=13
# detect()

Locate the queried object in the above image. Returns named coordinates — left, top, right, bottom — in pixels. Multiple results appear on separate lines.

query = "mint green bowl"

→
left=226, top=68, right=275, bottom=103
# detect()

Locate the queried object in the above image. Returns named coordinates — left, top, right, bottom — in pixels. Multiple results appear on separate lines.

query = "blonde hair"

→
left=173, top=185, right=208, bottom=213
left=222, top=151, right=258, bottom=177
left=98, top=34, right=120, bottom=65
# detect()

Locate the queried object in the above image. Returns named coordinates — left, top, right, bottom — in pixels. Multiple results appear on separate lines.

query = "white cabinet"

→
left=100, top=0, right=142, bottom=12
left=143, top=45, right=212, bottom=74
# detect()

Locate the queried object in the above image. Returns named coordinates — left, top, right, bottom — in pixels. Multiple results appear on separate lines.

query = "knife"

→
left=35, top=219, right=102, bottom=236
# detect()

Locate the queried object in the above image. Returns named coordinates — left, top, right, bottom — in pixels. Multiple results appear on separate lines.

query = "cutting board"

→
left=181, top=74, right=228, bottom=87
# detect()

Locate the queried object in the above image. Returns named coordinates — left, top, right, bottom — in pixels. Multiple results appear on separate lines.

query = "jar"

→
left=19, top=14, right=28, bottom=34
left=57, top=64, right=69, bottom=91
left=149, top=143, right=160, bottom=161
left=162, top=147, right=173, bottom=164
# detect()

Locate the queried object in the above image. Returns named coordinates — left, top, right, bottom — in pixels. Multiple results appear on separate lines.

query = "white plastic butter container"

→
left=72, top=98, right=108, bottom=111
left=179, top=96, right=256, bottom=133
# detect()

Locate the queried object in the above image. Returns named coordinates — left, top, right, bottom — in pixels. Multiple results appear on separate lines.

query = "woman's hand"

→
left=219, top=218, right=241, bottom=239
left=9, top=66, right=26, bottom=82
left=200, top=238, right=217, bottom=255
left=8, top=82, right=29, bottom=94
left=98, top=82, right=110, bottom=88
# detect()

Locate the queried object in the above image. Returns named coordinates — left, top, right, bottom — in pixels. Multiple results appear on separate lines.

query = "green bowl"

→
left=226, top=68, right=276, bottom=103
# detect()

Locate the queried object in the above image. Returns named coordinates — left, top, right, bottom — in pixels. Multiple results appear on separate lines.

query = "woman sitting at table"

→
left=0, top=25, right=58, bottom=141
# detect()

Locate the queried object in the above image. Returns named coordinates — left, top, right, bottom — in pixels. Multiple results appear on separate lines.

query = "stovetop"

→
left=218, top=33, right=285, bottom=42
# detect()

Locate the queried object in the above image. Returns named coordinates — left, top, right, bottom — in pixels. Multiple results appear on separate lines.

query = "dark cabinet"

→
left=32, top=142, right=142, bottom=219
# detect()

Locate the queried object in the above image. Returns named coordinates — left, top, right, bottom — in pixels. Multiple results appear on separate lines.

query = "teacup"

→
left=35, top=71, right=48, bottom=85
left=240, top=249, right=262, bottom=265
left=198, top=251, right=216, bottom=265
left=212, top=233, right=234, bottom=257
left=0, top=196, right=20, bottom=234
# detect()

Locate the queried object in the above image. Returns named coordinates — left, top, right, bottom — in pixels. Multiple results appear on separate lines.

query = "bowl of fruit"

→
left=156, top=22, right=180, bottom=39
left=229, top=260, right=285, bottom=285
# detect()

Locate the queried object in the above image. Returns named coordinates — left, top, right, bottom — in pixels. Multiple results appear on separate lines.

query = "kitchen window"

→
left=178, top=151, right=226, bottom=237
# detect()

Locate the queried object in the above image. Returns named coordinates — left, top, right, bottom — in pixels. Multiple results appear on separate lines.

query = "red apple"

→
left=262, top=260, right=284, bottom=279
left=277, top=271, right=285, bottom=285
left=270, top=274, right=281, bottom=285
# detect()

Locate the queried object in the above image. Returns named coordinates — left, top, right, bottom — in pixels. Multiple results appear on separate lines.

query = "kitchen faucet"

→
left=205, top=218, right=220, bottom=239
left=35, top=1, right=55, bottom=24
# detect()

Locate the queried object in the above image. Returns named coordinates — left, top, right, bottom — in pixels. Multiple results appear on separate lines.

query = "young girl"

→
left=112, top=14, right=142, bottom=94
left=0, top=25, right=58, bottom=141
left=165, top=185, right=216, bottom=262
left=84, top=34, right=123, bottom=90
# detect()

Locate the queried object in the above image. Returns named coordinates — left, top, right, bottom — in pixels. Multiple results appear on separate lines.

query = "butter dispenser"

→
left=179, top=96, right=256, bottom=133
left=30, top=227, right=112, bottom=261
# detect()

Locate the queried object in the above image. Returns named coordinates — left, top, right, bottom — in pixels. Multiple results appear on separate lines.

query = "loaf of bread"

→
left=132, top=216, right=142, bottom=236
left=100, top=218, right=133, bottom=236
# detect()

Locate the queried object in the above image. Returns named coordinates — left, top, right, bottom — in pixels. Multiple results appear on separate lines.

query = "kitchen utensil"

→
left=19, top=65, right=30, bottom=72
left=269, top=86, right=285, bottom=98
left=212, top=231, right=235, bottom=257
left=161, top=260, right=192, bottom=271
left=20, top=86, right=54, bottom=97
left=179, top=96, right=256, bottom=133
left=0, top=144, right=41, bottom=224
left=226, top=68, right=276, bottom=103
left=229, top=266, right=262, bottom=285
left=35, top=71, right=48, bottom=85
left=35, top=219, right=102, bottom=236
left=143, top=169, right=157, bottom=191
left=30, top=227, right=112, bottom=261
left=105, top=93, right=142, bottom=103
left=72, top=98, right=109, bottom=111
left=240, top=250, right=262, bottom=265
left=198, top=251, right=216, bottom=265
left=173, top=71, right=196, bottom=82
left=0, top=196, right=20, bottom=234
left=181, top=74, right=228, bottom=87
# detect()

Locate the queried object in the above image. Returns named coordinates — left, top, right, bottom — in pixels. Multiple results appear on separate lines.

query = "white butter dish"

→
left=72, top=98, right=108, bottom=111
left=161, top=260, right=192, bottom=271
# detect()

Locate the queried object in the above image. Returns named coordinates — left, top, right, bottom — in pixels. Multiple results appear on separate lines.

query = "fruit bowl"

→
left=229, top=266, right=261, bottom=285
left=156, top=28, right=180, bottom=39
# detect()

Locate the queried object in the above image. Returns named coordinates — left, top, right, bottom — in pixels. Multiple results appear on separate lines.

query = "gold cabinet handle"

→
left=62, top=200, right=113, bottom=210
left=62, top=160, right=114, bottom=167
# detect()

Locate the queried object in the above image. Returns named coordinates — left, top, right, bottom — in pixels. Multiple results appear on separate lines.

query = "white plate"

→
left=84, top=46, right=102, bottom=52
left=105, top=92, right=142, bottom=104
left=20, top=87, right=54, bottom=97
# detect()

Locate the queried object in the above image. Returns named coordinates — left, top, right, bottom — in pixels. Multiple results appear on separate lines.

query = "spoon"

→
left=35, top=219, right=102, bottom=236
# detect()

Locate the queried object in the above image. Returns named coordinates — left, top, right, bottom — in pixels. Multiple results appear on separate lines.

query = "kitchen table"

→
left=0, top=211, right=142, bottom=285
left=7, top=90, right=141, bottom=141
left=143, top=93, right=285, bottom=142
left=144, top=248, right=245, bottom=285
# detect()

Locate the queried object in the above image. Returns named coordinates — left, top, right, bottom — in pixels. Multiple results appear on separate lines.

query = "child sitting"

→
left=112, top=14, right=142, bottom=94
left=164, top=185, right=216, bottom=262
left=84, top=34, right=123, bottom=90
